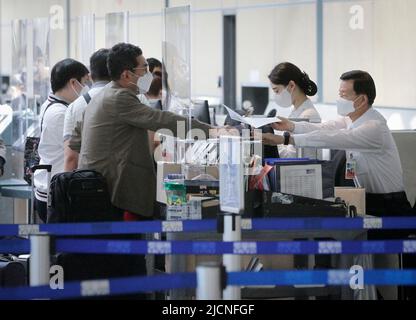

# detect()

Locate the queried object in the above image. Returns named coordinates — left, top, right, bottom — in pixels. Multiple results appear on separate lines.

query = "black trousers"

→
left=366, top=191, right=416, bottom=300
left=366, top=191, right=414, bottom=218
left=34, top=198, right=47, bottom=223
left=366, top=191, right=414, bottom=239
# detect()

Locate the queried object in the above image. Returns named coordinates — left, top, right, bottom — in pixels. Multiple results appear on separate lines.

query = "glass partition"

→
left=74, top=15, right=95, bottom=66
left=10, top=19, right=29, bottom=146
left=32, top=17, right=51, bottom=107
left=162, top=5, right=191, bottom=114
left=105, top=12, right=129, bottom=48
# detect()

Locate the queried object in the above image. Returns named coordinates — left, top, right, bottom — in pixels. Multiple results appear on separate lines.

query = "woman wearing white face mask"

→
left=137, top=76, right=163, bottom=154
left=138, top=76, right=162, bottom=109
left=268, top=62, right=321, bottom=158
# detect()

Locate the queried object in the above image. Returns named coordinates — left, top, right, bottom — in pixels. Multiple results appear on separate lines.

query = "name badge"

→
left=345, top=154, right=357, bottom=180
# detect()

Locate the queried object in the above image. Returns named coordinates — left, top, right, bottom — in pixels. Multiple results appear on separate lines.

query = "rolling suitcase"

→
left=45, top=169, right=146, bottom=299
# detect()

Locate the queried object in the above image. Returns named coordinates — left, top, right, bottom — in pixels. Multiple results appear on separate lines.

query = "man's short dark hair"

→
left=51, top=58, right=89, bottom=93
left=340, top=70, right=376, bottom=106
left=147, top=58, right=162, bottom=73
left=90, top=48, right=110, bottom=81
left=107, top=43, right=143, bottom=81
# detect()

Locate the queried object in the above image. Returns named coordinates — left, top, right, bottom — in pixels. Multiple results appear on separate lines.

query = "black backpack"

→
left=47, top=169, right=119, bottom=223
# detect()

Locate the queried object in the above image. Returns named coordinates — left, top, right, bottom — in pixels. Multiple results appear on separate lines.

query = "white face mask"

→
left=72, top=80, right=89, bottom=98
left=137, top=71, right=153, bottom=94
left=274, top=87, right=292, bottom=108
left=336, top=97, right=355, bottom=116
left=80, top=84, right=90, bottom=96
left=148, top=98, right=160, bottom=108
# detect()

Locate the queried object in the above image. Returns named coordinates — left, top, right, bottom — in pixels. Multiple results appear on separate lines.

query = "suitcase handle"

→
left=31, top=165, right=52, bottom=173
left=71, top=169, right=99, bottom=174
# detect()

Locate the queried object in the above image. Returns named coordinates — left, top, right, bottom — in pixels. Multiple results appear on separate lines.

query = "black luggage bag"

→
left=47, top=170, right=118, bottom=223
left=46, top=169, right=146, bottom=299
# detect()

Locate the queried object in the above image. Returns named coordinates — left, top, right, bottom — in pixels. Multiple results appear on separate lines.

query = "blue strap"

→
left=0, top=217, right=416, bottom=237
left=40, top=220, right=216, bottom=235
left=1, top=238, right=416, bottom=256
left=1, top=270, right=416, bottom=299
left=0, top=225, right=19, bottom=236
left=41, top=221, right=164, bottom=236
left=0, top=220, right=217, bottom=236
left=0, top=273, right=196, bottom=300
left=0, top=239, right=30, bottom=254
left=251, top=218, right=361, bottom=230
left=50, top=239, right=416, bottom=255
left=228, top=270, right=416, bottom=286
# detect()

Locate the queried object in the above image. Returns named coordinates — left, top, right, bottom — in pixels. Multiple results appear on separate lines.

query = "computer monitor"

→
left=192, top=100, right=211, bottom=125
left=241, top=84, right=269, bottom=115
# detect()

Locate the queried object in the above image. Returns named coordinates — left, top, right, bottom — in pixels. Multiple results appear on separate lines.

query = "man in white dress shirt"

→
left=264, top=70, right=412, bottom=216
left=264, top=70, right=415, bottom=300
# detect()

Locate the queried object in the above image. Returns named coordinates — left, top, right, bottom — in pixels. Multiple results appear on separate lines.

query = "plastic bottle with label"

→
left=164, top=174, right=187, bottom=220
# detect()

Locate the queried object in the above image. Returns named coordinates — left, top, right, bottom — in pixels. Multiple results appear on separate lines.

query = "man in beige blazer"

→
left=79, top=43, right=213, bottom=220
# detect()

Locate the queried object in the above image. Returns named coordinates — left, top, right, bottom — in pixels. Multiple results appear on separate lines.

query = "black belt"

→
left=366, top=191, right=413, bottom=217
left=366, top=191, right=409, bottom=202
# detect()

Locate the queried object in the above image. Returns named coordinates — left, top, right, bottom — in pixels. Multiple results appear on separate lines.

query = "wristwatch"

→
left=283, top=131, right=291, bottom=145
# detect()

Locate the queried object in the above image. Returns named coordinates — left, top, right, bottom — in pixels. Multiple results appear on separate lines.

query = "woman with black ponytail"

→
left=268, top=62, right=321, bottom=158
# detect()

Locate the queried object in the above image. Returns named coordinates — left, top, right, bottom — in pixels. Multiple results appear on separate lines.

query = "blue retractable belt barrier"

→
left=0, top=220, right=217, bottom=237
left=0, top=273, right=196, bottom=300
left=0, top=217, right=415, bottom=237
left=2, top=239, right=416, bottom=255
left=54, top=239, right=416, bottom=255
left=228, top=270, right=416, bottom=286
left=0, top=239, right=30, bottom=253
left=1, top=270, right=416, bottom=300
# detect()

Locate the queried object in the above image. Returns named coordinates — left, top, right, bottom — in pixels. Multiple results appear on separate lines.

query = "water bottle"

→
left=164, top=174, right=186, bottom=220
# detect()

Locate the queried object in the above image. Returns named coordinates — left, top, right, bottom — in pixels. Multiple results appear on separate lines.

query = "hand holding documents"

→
left=223, top=105, right=281, bottom=128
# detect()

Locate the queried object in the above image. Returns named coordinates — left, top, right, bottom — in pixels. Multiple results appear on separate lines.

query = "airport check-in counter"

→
left=156, top=159, right=375, bottom=300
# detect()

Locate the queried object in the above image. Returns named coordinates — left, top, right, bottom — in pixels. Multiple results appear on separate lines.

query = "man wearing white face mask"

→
left=263, top=70, right=411, bottom=213
left=269, top=62, right=321, bottom=159
left=79, top=43, right=214, bottom=222
left=264, top=70, right=415, bottom=300
left=34, top=58, right=89, bottom=222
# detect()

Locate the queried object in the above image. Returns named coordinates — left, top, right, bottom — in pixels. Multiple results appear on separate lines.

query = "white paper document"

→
left=224, top=105, right=280, bottom=128
left=280, top=164, right=323, bottom=199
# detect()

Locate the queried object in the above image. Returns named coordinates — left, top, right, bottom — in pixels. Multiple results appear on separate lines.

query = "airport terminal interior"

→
left=0, top=0, right=416, bottom=301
